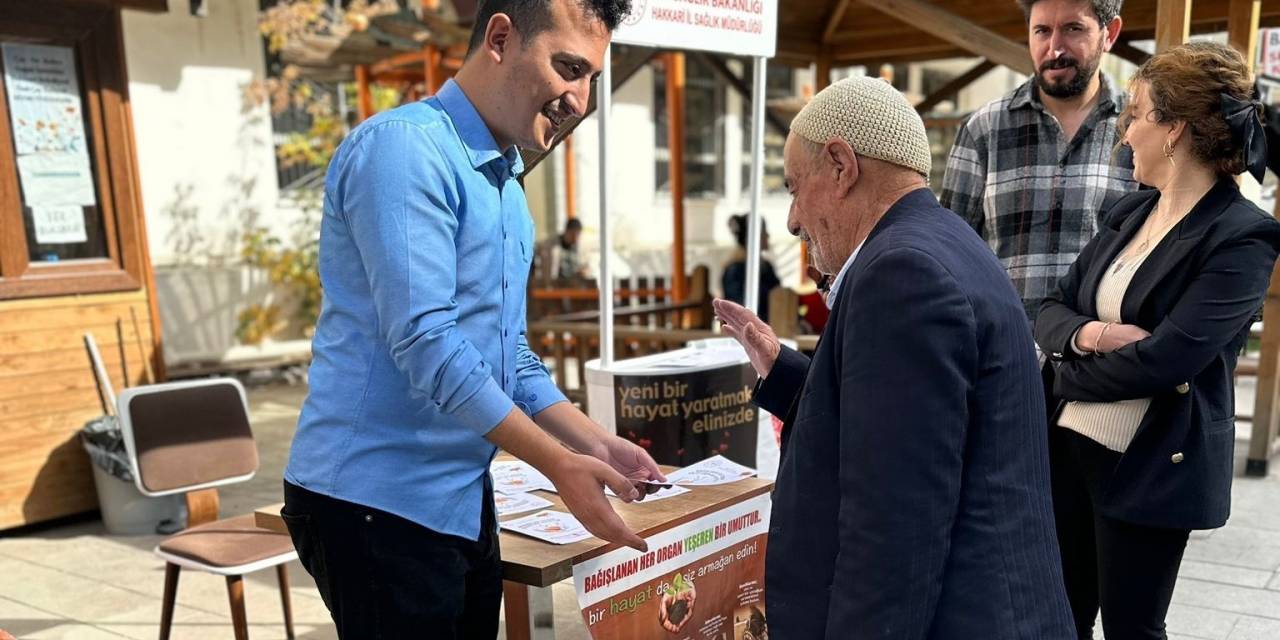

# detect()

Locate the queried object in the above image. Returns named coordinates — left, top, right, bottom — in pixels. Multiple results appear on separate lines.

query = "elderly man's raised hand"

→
left=713, top=299, right=781, bottom=378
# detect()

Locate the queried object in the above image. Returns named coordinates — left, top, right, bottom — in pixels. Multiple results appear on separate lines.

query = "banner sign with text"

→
left=613, top=362, right=759, bottom=468
left=1263, top=29, right=1280, bottom=79
left=613, top=0, right=777, bottom=58
left=573, top=492, right=771, bottom=639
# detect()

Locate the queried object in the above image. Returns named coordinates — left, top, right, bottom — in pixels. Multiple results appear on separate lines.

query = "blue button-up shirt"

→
left=284, top=80, right=567, bottom=541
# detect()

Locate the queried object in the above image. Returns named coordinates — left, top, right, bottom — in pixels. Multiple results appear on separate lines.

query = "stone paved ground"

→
left=3, top=379, right=1280, bottom=639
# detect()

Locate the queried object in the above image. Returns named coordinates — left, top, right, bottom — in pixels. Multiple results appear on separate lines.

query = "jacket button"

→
left=1171, top=452, right=1185, bottom=464
left=1176, top=383, right=1190, bottom=394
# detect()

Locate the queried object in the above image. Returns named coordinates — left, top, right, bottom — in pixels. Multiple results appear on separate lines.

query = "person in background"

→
left=281, top=0, right=664, bottom=637
left=721, top=213, right=782, bottom=322
left=1036, top=42, right=1277, bottom=639
left=942, top=0, right=1136, bottom=322
left=536, top=217, right=590, bottom=284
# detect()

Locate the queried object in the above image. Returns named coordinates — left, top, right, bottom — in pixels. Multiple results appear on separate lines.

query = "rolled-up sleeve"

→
left=339, top=120, right=513, bottom=435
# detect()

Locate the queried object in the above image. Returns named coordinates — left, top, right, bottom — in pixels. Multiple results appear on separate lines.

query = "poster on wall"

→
left=2, top=42, right=97, bottom=212
left=31, top=205, right=88, bottom=244
left=1262, top=29, right=1280, bottom=80
left=573, top=492, right=771, bottom=640
left=612, top=361, right=759, bottom=468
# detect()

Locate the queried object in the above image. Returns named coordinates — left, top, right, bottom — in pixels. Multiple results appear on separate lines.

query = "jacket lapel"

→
left=1079, top=192, right=1157, bottom=317
left=1120, top=180, right=1239, bottom=322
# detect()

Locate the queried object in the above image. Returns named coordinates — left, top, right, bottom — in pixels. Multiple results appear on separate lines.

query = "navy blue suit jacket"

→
left=755, top=189, right=1073, bottom=639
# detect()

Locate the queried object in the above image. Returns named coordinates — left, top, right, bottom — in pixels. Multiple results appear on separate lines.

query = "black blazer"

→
left=1036, top=179, right=1280, bottom=530
left=754, top=189, right=1073, bottom=639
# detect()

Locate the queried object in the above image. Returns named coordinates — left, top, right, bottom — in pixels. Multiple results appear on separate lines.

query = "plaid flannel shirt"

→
left=941, top=73, right=1137, bottom=322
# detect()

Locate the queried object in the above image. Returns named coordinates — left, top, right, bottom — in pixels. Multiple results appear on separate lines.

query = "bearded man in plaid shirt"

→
left=941, top=0, right=1138, bottom=322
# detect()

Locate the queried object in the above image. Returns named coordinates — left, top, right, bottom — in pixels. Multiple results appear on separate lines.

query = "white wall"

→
left=122, top=0, right=304, bottom=366
left=563, top=63, right=805, bottom=296
left=123, top=0, right=283, bottom=266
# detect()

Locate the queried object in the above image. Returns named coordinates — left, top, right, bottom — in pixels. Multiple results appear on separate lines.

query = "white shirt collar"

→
left=826, top=240, right=866, bottom=309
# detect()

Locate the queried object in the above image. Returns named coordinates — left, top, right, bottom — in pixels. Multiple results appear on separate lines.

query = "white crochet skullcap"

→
left=791, top=76, right=931, bottom=178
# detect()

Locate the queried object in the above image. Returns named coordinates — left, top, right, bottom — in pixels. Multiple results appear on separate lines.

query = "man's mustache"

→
left=1040, top=57, right=1080, bottom=73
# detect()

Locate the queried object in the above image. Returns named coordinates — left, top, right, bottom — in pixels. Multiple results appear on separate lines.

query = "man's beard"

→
left=1036, top=39, right=1104, bottom=99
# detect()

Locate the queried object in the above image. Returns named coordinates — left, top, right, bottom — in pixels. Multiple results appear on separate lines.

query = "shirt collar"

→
left=825, top=239, right=866, bottom=309
left=436, top=79, right=525, bottom=177
left=1009, top=71, right=1122, bottom=116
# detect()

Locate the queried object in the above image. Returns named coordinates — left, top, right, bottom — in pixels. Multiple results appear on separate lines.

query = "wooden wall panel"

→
left=0, top=290, right=158, bottom=529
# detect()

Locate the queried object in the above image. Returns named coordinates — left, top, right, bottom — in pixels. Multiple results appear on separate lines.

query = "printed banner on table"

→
left=613, top=0, right=777, bottom=58
left=2, top=42, right=97, bottom=208
left=613, top=362, right=760, bottom=468
left=573, top=492, right=771, bottom=640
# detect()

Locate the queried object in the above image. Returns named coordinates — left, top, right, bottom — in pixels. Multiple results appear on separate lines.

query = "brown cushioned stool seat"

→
left=158, top=514, right=295, bottom=568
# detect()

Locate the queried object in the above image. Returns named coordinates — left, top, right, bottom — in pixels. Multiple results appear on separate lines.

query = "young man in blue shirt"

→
left=282, top=0, right=661, bottom=636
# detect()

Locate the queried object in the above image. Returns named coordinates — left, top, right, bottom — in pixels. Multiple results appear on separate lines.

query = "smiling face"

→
left=491, top=0, right=610, bottom=151
left=1121, top=81, right=1178, bottom=188
left=1026, top=0, right=1117, bottom=99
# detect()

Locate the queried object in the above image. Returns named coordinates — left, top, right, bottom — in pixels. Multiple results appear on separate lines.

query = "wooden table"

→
left=255, top=472, right=772, bottom=639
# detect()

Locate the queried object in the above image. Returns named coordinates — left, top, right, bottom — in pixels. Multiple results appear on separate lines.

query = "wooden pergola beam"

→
left=370, top=49, right=429, bottom=75
left=1156, top=0, right=1192, bottom=52
left=666, top=52, right=688, bottom=303
left=915, top=59, right=997, bottom=113
left=1110, top=40, right=1153, bottom=66
left=823, top=0, right=855, bottom=44
left=857, top=0, right=1033, bottom=75
left=694, top=53, right=791, bottom=135
left=1227, top=0, right=1261, bottom=64
left=354, top=64, right=373, bottom=123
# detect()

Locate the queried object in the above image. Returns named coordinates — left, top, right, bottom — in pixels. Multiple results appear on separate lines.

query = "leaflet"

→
left=662, top=455, right=757, bottom=486
left=495, top=491, right=554, bottom=517
left=500, top=510, right=593, bottom=545
left=490, top=460, right=556, bottom=495
left=607, top=484, right=692, bottom=502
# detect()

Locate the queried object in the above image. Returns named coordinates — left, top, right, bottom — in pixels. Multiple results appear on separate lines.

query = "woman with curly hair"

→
left=1036, top=41, right=1276, bottom=639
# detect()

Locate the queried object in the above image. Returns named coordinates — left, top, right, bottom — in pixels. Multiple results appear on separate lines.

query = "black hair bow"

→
left=1221, top=90, right=1268, bottom=182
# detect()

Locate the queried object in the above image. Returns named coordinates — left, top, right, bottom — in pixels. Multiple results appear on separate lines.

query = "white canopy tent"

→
left=595, top=0, right=780, bottom=367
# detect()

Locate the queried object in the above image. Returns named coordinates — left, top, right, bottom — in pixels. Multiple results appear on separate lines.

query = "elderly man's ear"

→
left=822, top=138, right=860, bottom=198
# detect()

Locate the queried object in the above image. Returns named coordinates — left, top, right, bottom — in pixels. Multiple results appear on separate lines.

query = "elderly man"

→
left=715, top=77, right=1073, bottom=638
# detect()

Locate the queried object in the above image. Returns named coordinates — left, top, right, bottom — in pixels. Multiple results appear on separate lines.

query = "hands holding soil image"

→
left=659, top=572, right=697, bottom=633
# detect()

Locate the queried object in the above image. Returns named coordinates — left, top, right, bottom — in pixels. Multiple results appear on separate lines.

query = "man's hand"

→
left=713, top=298, right=781, bottom=378
left=545, top=453, right=649, bottom=552
left=487, top=408, right=648, bottom=551
left=592, top=435, right=667, bottom=498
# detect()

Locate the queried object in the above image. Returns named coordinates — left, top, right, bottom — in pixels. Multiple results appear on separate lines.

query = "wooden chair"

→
left=117, top=378, right=297, bottom=640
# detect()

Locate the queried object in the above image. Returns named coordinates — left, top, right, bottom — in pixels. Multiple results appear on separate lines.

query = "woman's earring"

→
left=1163, top=139, right=1176, bottom=168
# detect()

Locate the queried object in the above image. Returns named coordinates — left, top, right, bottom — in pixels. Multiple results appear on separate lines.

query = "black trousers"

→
left=281, top=480, right=503, bottom=639
left=1050, top=427, right=1191, bottom=640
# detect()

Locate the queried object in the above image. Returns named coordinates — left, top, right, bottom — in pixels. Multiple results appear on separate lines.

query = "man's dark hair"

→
left=564, top=218, right=583, bottom=232
left=467, top=0, right=633, bottom=56
left=1016, top=0, right=1122, bottom=27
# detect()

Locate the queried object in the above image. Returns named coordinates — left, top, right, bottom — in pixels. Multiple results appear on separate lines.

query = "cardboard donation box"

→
left=586, top=338, right=779, bottom=475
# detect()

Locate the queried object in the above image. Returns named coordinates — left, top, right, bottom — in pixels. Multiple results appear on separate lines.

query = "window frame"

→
left=0, top=5, right=145, bottom=299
